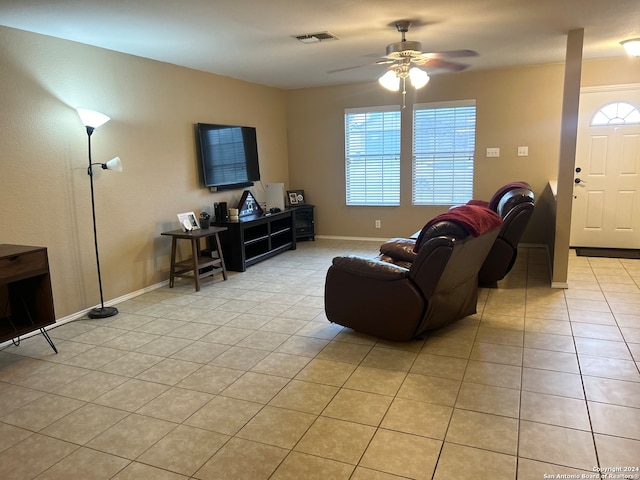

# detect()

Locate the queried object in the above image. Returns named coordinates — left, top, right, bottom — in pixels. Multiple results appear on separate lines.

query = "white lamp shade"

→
left=104, top=156, right=123, bottom=172
left=378, top=70, right=400, bottom=91
left=409, top=67, right=430, bottom=89
left=621, top=39, right=640, bottom=56
left=76, top=108, right=110, bottom=129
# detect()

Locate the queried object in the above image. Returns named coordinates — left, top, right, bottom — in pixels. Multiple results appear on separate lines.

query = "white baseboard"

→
left=315, top=235, right=389, bottom=242
left=317, top=236, right=550, bottom=250
left=0, top=280, right=169, bottom=350
left=518, top=243, right=547, bottom=249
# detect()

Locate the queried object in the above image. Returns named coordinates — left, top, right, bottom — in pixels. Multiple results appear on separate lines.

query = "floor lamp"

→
left=76, top=108, right=122, bottom=319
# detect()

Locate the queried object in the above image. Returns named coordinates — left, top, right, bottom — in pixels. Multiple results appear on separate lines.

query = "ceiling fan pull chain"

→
left=402, top=77, right=407, bottom=109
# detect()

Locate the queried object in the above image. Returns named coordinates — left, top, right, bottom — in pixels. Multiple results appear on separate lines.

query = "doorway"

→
left=570, top=85, right=640, bottom=249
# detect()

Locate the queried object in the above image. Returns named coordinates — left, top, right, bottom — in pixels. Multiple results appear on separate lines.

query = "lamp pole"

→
left=77, top=108, right=119, bottom=319
left=85, top=127, right=117, bottom=318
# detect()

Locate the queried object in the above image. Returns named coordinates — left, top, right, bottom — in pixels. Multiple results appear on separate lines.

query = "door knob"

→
left=574, top=178, right=586, bottom=184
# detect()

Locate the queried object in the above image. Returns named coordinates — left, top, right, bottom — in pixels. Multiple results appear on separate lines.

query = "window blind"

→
left=412, top=101, right=476, bottom=205
left=345, top=106, right=401, bottom=206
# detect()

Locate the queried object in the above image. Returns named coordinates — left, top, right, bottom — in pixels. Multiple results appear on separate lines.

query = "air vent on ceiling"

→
left=294, top=31, right=340, bottom=44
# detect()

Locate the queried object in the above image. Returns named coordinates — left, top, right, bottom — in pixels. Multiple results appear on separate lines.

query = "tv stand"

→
left=211, top=210, right=296, bottom=272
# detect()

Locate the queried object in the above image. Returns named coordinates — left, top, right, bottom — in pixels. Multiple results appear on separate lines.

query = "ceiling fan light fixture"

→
left=621, top=38, right=640, bottom=56
left=379, top=69, right=400, bottom=91
left=409, top=67, right=430, bottom=89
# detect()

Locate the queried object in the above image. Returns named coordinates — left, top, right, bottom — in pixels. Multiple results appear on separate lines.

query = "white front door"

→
left=570, top=87, right=640, bottom=249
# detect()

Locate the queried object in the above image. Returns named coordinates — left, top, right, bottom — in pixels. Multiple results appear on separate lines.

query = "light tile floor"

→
left=0, top=239, right=639, bottom=479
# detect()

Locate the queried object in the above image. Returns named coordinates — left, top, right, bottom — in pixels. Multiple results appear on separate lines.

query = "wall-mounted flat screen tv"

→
left=196, top=123, right=261, bottom=190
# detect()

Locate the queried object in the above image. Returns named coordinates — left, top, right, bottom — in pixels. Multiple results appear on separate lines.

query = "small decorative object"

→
left=229, top=208, right=239, bottom=220
left=287, top=189, right=305, bottom=206
left=199, top=212, right=211, bottom=229
left=177, top=212, right=200, bottom=232
left=237, top=190, right=263, bottom=218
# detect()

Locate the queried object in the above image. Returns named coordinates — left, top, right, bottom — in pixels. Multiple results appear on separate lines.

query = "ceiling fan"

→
left=330, top=20, right=477, bottom=103
left=381, top=20, right=476, bottom=70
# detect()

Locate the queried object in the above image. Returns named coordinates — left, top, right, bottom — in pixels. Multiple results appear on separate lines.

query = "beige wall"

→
left=285, top=64, right=564, bottom=242
left=285, top=57, right=640, bottom=244
left=0, top=26, right=289, bottom=318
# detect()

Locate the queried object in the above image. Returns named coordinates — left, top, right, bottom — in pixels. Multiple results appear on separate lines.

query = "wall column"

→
left=552, top=28, right=584, bottom=288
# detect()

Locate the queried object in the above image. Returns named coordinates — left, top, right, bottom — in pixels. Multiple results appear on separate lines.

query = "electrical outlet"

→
left=375, top=220, right=381, bottom=229
left=486, top=147, right=500, bottom=158
left=517, top=146, right=529, bottom=157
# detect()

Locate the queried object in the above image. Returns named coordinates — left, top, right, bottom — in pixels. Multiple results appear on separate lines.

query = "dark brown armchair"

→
left=324, top=206, right=502, bottom=341
left=477, top=185, right=535, bottom=285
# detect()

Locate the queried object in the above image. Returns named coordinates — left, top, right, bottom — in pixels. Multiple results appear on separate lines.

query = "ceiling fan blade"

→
left=418, top=58, right=471, bottom=71
left=327, top=59, right=392, bottom=74
left=422, top=49, right=478, bottom=59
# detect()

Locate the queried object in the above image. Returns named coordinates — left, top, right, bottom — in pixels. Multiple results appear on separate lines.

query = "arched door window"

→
left=590, top=102, right=640, bottom=126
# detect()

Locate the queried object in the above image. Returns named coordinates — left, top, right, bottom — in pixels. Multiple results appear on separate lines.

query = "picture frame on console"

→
left=177, top=212, right=200, bottom=231
left=287, top=190, right=305, bottom=206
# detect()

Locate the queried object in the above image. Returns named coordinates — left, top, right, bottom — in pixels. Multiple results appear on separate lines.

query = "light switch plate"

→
left=486, top=147, right=500, bottom=158
left=518, top=146, right=529, bottom=157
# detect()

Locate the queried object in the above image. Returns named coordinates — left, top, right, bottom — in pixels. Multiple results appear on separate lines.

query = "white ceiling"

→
left=1, top=0, right=639, bottom=89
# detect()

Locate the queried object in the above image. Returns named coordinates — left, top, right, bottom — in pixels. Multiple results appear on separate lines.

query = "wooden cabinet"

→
left=211, top=209, right=296, bottom=272
left=0, top=244, right=57, bottom=352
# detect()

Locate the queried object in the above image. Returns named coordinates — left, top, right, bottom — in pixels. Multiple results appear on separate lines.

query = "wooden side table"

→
left=161, top=227, right=228, bottom=291
left=0, top=244, right=57, bottom=353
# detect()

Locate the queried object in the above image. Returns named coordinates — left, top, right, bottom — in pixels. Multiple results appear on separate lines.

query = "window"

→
left=345, top=106, right=401, bottom=206
left=412, top=100, right=476, bottom=205
left=591, top=102, right=640, bottom=126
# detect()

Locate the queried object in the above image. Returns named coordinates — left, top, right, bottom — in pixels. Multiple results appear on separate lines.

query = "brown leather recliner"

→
left=477, top=186, right=535, bottom=285
left=324, top=206, right=502, bottom=341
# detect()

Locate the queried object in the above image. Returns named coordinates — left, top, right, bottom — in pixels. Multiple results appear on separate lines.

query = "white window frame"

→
left=591, top=102, right=640, bottom=126
left=344, top=106, right=401, bottom=206
left=412, top=100, right=476, bottom=205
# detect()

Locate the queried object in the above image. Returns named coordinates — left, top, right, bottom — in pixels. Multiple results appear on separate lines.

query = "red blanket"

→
left=413, top=205, right=502, bottom=252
